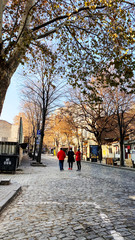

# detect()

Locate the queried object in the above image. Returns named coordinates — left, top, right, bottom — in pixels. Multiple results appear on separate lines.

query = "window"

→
left=109, top=147, right=112, bottom=154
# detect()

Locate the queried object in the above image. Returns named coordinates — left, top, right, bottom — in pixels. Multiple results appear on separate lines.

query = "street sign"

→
left=37, top=130, right=41, bottom=135
left=36, top=135, right=41, bottom=145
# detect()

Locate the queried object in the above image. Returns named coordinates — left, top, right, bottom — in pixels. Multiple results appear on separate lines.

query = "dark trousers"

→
left=59, top=160, right=64, bottom=170
left=68, top=161, right=73, bottom=169
left=77, top=161, right=81, bottom=170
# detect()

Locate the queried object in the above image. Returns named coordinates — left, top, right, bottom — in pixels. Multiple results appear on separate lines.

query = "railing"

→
left=0, top=141, right=19, bottom=155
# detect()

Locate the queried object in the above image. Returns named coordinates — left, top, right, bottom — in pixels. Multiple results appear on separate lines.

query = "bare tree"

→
left=21, top=54, right=65, bottom=163
left=60, top=103, right=83, bottom=148
left=66, top=87, right=118, bottom=162
left=69, top=84, right=135, bottom=166
left=108, top=88, right=135, bottom=166
left=23, top=102, right=42, bottom=160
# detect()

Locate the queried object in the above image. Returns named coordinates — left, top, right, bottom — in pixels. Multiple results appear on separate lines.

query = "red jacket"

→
left=75, top=151, right=81, bottom=161
left=57, top=150, right=66, bottom=160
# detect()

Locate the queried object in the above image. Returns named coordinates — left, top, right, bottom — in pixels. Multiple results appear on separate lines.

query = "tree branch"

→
left=124, top=1, right=135, bottom=7
left=32, top=5, right=105, bottom=32
left=33, top=28, right=57, bottom=40
left=16, top=0, right=39, bottom=44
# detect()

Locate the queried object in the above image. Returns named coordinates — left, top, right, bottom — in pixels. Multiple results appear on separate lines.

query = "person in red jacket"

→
left=75, top=148, right=81, bottom=171
left=57, top=148, right=66, bottom=171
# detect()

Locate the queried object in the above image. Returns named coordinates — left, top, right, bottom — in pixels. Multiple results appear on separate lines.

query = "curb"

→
left=83, top=161, right=135, bottom=172
left=30, top=161, right=47, bottom=167
left=0, top=183, right=22, bottom=213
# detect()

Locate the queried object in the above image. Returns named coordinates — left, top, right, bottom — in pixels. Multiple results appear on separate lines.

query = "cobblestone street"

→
left=0, top=154, right=135, bottom=240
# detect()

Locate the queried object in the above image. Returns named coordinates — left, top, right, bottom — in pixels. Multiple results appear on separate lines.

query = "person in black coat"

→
left=67, top=147, right=75, bottom=170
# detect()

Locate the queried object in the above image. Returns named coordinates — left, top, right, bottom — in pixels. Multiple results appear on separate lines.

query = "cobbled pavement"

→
left=0, top=154, right=135, bottom=240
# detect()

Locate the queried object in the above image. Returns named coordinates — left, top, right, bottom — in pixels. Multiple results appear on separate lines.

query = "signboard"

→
left=90, top=145, right=99, bottom=156
left=36, top=135, right=41, bottom=145
left=37, top=130, right=41, bottom=135
left=36, top=130, right=41, bottom=145
left=131, top=150, right=135, bottom=162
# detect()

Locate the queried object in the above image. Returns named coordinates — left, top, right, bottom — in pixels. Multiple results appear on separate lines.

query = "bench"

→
left=106, top=158, right=113, bottom=165
left=106, top=158, right=120, bottom=166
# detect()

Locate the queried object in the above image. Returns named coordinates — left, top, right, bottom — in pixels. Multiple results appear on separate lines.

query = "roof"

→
left=0, top=120, right=12, bottom=125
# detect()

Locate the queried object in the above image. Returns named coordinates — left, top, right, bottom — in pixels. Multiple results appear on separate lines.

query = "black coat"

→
left=67, top=150, right=75, bottom=162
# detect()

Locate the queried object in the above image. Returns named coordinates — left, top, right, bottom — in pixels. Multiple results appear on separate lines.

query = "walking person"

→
left=67, top=147, right=75, bottom=170
left=75, top=148, right=81, bottom=171
left=57, top=148, right=66, bottom=171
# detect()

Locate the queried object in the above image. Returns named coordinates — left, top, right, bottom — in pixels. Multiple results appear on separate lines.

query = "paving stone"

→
left=77, top=237, right=87, bottom=240
left=94, top=238, right=104, bottom=240
left=104, top=236, right=114, bottom=240
left=0, top=154, right=135, bottom=240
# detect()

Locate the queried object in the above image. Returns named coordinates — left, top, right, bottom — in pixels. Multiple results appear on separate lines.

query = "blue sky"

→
left=0, top=69, right=22, bottom=124
left=0, top=66, right=66, bottom=124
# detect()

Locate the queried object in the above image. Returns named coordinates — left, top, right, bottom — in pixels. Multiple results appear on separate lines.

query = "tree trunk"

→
left=98, top=144, right=102, bottom=163
left=0, top=1, right=35, bottom=114
left=0, top=67, right=13, bottom=114
left=33, top=137, right=37, bottom=160
left=120, top=140, right=124, bottom=166
left=37, top=131, right=44, bottom=163
left=117, top=110, right=125, bottom=167
left=0, top=43, right=28, bottom=114
left=56, top=139, right=59, bottom=154
left=37, top=108, right=46, bottom=163
left=76, top=127, right=80, bottom=147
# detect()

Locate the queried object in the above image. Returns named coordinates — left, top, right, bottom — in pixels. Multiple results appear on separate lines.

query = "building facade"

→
left=0, top=120, right=19, bottom=142
left=0, top=119, right=24, bottom=164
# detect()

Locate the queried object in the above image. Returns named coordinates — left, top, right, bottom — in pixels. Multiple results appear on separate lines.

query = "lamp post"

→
left=81, top=129, right=84, bottom=160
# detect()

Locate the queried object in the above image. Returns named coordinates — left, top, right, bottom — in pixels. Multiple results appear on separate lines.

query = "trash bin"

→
left=0, top=154, right=19, bottom=174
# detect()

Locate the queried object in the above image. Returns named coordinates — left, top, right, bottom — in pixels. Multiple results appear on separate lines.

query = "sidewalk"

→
left=0, top=155, right=26, bottom=213
left=0, top=154, right=32, bottom=213
left=0, top=181, right=21, bottom=213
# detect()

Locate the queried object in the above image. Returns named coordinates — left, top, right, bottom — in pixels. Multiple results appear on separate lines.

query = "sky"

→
left=0, top=65, right=67, bottom=125
left=0, top=68, right=23, bottom=124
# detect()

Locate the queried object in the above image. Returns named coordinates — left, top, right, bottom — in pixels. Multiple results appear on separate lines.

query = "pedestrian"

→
left=57, top=148, right=66, bottom=171
left=67, top=147, right=75, bottom=170
left=75, top=148, right=81, bottom=171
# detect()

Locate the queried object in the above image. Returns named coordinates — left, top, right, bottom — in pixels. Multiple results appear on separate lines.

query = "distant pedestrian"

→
left=67, top=147, right=75, bottom=170
left=57, top=148, right=66, bottom=171
left=75, top=148, right=81, bottom=171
